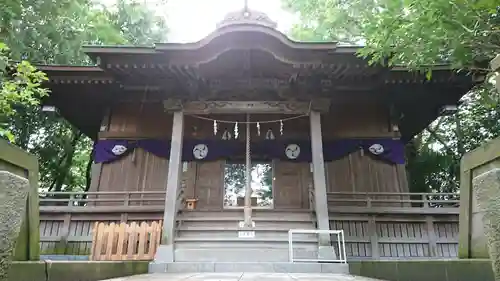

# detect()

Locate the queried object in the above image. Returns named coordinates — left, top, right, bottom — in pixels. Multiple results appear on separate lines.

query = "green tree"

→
left=0, top=42, right=48, bottom=141
left=283, top=0, right=500, bottom=193
left=1, top=0, right=169, bottom=192
left=283, top=0, right=499, bottom=70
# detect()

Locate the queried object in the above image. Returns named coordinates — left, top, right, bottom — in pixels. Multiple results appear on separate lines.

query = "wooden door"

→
left=274, top=161, right=309, bottom=209
left=194, top=161, right=224, bottom=210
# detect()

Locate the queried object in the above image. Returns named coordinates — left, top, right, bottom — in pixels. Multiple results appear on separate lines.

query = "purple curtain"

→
left=93, top=138, right=405, bottom=164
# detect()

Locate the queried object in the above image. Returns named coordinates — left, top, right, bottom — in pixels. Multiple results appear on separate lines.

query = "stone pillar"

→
left=0, top=171, right=30, bottom=281
left=154, top=111, right=184, bottom=263
left=458, top=138, right=500, bottom=258
left=309, top=111, right=336, bottom=260
left=472, top=168, right=500, bottom=280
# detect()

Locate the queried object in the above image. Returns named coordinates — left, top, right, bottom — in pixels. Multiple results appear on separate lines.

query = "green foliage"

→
left=284, top=0, right=499, bottom=69
left=0, top=0, right=169, bottom=192
left=224, top=162, right=273, bottom=206
left=102, top=0, right=169, bottom=45
left=0, top=42, right=48, bottom=142
left=284, top=0, right=500, bottom=192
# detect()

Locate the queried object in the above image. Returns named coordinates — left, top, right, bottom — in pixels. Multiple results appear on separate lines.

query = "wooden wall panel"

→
left=273, top=161, right=311, bottom=209
left=137, top=152, right=169, bottom=205
left=323, top=103, right=393, bottom=139
left=107, top=103, right=173, bottom=138
left=193, top=161, right=224, bottom=210
left=326, top=150, right=409, bottom=206
left=95, top=148, right=169, bottom=205
left=95, top=102, right=405, bottom=207
left=103, top=103, right=392, bottom=140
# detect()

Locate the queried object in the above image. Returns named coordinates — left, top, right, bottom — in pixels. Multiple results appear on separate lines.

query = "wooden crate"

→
left=90, top=221, right=162, bottom=261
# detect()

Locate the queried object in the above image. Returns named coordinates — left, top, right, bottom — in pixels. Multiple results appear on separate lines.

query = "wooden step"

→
left=178, top=216, right=315, bottom=222
left=174, top=236, right=318, bottom=243
left=177, top=226, right=314, bottom=231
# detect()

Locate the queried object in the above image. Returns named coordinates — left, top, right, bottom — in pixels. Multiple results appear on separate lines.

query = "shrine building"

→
left=38, top=8, right=478, bottom=272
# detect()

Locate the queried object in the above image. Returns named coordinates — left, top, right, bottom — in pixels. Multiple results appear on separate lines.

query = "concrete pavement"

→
left=102, top=273, right=385, bottom=281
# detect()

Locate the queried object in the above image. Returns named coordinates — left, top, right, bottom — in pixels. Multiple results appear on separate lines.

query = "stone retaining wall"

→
left=7, top=261, right=149, bottom=281
left=349, top=259, right=494, bottom=281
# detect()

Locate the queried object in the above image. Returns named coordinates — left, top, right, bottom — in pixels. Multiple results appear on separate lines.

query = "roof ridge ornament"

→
left=216, top=6, right=277, bottom=29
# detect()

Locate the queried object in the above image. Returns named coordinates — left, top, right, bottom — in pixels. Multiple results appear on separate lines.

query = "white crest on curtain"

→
left=111, top=145, right=127, bottom=156
left=285, top=144, right=300, bottom=159
left=368, top=143, right=384, bottom=155
left=193, top=144, right=209, bottom=159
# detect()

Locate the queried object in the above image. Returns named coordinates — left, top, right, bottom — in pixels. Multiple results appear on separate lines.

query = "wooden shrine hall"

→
left=38, top=8, right=478, bottom=269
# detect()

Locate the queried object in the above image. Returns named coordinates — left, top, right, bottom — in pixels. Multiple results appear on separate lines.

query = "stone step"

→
left=175, top=242, right=317, bottom=249
left=173, top=247, right=319, bottom=262
left=149, top=262, right=350, bottom=274
left=178, top=220, right=316, bottom=229
left=176, top=229, right=318, bottom=240
left=175, top=236, right=318, bottom=245
left=178, top=215, right=315, bottom=222
left=177, top=225, right=314, bottom=232
left=180, top=210, right=314, bottom=219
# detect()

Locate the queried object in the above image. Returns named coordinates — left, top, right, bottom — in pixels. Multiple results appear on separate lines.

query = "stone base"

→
left=149, top=262, right=349, bottom=274
left=175, top=247, right=318, bottom=262
left=154, top=245, right=174, bottom=263
left=318, top=246, right=338, bottom=261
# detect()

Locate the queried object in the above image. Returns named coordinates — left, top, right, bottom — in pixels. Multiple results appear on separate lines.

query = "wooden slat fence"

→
left=90, top=221, right=162, bottom=261
left=329, top=215, right=459, bottom=259
left=325, top=192, right=459, bottom=259
left=39, top=191, right=460, bottom=260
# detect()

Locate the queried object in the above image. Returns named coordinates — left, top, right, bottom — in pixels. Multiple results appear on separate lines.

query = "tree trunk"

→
left=84, top=154, right=93, bottom=192
left=51, top=130, right=82, bottom=192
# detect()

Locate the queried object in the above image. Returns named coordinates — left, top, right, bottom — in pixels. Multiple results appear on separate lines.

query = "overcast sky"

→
left=164, top=0, right=295, bottom=42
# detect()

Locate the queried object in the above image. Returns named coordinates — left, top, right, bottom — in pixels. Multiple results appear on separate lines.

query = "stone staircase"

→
left=149, top=208, right=349, bottom=274
left=173, top=209, right=319, bottom=262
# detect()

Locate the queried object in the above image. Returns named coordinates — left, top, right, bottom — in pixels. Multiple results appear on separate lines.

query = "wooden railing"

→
left=327, top=192, right=459, bottom=208
left=39, top=191, right=460, bottom=208
left=39, top=191, right=167, bottom=207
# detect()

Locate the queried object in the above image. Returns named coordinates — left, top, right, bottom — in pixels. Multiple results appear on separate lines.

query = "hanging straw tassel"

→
left=265, top=129, right=275, bottom=140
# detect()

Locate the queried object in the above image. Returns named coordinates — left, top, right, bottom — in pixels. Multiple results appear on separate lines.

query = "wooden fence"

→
left=39, top=191, right=460, bottom=260
left=90, top=221, right=162, bottom=261
left=325, top=192, right=459, bottom=259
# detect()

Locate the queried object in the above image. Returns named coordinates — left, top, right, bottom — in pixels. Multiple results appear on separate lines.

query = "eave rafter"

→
left=48, top=78, right=116, bottom=84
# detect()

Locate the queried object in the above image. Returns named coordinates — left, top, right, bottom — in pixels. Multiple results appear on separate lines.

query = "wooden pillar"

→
left=368, top=216, right=379, bottom=259
left=310, top=111, right=336, bottom=259
left=426, top=216, right=438, bottom=257
left=155, top=111, right=184, bottom=263
left=88, top=109, right=110, bottom=205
